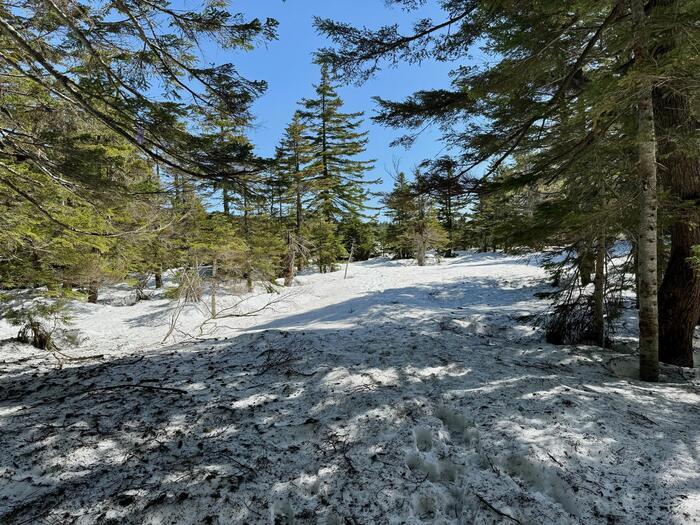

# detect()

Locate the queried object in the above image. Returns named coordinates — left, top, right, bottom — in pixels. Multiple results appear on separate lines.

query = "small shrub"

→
left=5, top=299, right=72, bottom=351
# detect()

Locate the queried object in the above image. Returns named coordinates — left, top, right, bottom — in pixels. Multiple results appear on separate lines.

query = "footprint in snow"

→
left=414, top=426, right=433, bottom=452
left=271, top=500, right=295, bottom=525
left=435, top=406, right=479, bottom=446
left=413, top=493, right=437, bottom=520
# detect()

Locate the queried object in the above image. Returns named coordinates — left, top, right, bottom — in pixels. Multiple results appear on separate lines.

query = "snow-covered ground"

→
left=1, top=252, right=698, bottom=524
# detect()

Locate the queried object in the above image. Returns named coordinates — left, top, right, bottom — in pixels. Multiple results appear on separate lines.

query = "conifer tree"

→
left=411, top=189, right=448, bottom=267
left=299, top=66, right=376, bottom=222
left=651, top=0, right=700, bottom=367
left=306, top=218, right=347, bottom=273
left=0, top=0, right=276, bottom=187
left=276, top=112, right=316, bottom=233
left=337, top=215, right=379, bottom=261
left=416, top=157, right=469, bottom=256
left=316, top=0, right=700, bottom=372
left=383, top=170, right=417, bottom=259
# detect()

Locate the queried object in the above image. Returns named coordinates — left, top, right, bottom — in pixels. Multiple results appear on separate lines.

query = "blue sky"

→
left=220, top=0, right=461, bottom=200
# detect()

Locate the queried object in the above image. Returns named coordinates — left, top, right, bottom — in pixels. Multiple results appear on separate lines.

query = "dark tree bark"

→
left=88, top=281, right=99, bottom=304
left=653, top=64, right=700, bottom=368
left=578, top=242, right=595, bottom=287
left=296, top=188, right=303, bottom=234
left=593, top=236, right=606, bottom=348
left=633, top=0, right=660, bottom=382
left=222, top=186, right=230, bottom=215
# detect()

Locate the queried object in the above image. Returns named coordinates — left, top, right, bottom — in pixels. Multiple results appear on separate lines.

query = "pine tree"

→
left=411, top=191, right=448, bottom=267
left=383, top=171, right=417, bottom=259
left=416, top=157, right=469, bottom=256
left=316, top=0, right=700, bottom=373
left=275, top=112, right=316, bottom=233
left=306, top=218, right=347, bottom=273
left=300, top=66, right=376, bottom=222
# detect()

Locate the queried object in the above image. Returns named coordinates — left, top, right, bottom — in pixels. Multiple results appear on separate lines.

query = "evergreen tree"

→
left=306, top=218, right=347, bottom=273
left=411, top=191, right=449, bottom=267
left=316, top=0, right=700, bottom=372
left=337, top=215, right=380, bottom=261
left=416, top=157, right=470, bottom=256
left=383, top=168, right=447, bottom=264
left=0, top=0, right=276, bottom=186
left=652, top=0, right=700, bottom=368
left=275, top=112, right=316, bottom=233
left=383, top=170, right=417, bottom=259
left=300, top=66, right=376, bottom=222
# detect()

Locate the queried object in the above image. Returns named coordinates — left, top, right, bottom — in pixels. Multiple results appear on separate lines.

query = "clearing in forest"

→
left=1, top=253, right=698, bottom=524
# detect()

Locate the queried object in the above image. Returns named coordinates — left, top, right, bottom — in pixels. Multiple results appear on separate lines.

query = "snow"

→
left=0, top=252, right=698, bottom=524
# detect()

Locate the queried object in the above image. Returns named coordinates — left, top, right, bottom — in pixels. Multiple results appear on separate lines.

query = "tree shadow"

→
left=0, top=288, right=697, bottom=524
left=252, top=276, right=545, bottom=332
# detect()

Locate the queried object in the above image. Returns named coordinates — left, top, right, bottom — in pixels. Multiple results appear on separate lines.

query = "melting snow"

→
left=0, top=252, right=698, bottom=524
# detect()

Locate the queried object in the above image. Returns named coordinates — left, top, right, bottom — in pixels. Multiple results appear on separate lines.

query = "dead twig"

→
left=474, top=493, right=522, bottom=524
left=85, top=384, right=187, bottom=395
left=27, top=383, right=188, bottom=408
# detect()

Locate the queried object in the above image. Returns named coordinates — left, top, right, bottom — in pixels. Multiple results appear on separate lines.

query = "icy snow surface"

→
left=1, top=252, right=698, bottom=524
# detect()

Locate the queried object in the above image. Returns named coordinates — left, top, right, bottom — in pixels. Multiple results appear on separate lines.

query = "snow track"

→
left=0, top=252, right=698, bottom=524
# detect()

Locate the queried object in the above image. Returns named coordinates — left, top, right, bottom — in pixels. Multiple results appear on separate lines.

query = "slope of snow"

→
left=0, top=252, right=698, bottom=524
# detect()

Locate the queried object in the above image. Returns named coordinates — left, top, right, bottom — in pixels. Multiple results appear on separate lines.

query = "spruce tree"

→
left=337, top=215, right=379, bottom=261
left=275, top=112, right=316, bottom=233
left=0, top=1, right=276, bottom=184
left=299, top=66, right=376, bottom=222
left=416, top=157, right=469, bottom=256
left=306, top=218, right=347, bottom=273
left=316, top=0, right=700, bottom=372
left=383, top=170, right=417, bottom=259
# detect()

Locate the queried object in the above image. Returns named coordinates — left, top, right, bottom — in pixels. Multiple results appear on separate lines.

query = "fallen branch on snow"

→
left=474, top=493, right=522, bottom=524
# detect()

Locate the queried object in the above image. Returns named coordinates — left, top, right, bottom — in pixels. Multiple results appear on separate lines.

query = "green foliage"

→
left=411, top=195, right=449, bottom=266
left=383, top=169, right=448, bottom=264
left=3, top=295, right=73, bottom=350
left=417, top=157, right=470, bottom=255
left=275, top=112, right=317, bottom=232
left=316, top=0, right=698, bottom=255
left=0, top=0, right=276, bottom=183
left=383, top=171, right=417, bottom=259
left=337, top=216, right=380, bottom=261
left=306, top=218, right=347, bottom=273
left=300, top=66, right=376, bottom=222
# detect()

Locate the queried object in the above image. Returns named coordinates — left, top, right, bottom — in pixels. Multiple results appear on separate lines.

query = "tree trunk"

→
left=653, top=80, right=700, bottom=368
left=88, top=281, right=99, bottom=304
left=222, top=186, right=230, bottom=215
left=578, top=242, right=595, bottom=287
left=446, top=188, right=453, bottom=257
left=593, top=236, right=606, bottom=348
left=283, top=232, right=296, bottom=287
left=632, top=237, right=640, bottom=309
left=210, top=259, right=217, bottom=317
left=243, top=192, right=250, bottom=239
left=154, top=271, right=163, bottom=289
left=296, top=189, right=303, bottom=234
left=415, top=233, right=426, bottom=266
left=634, top=0, right=659, bottom=382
